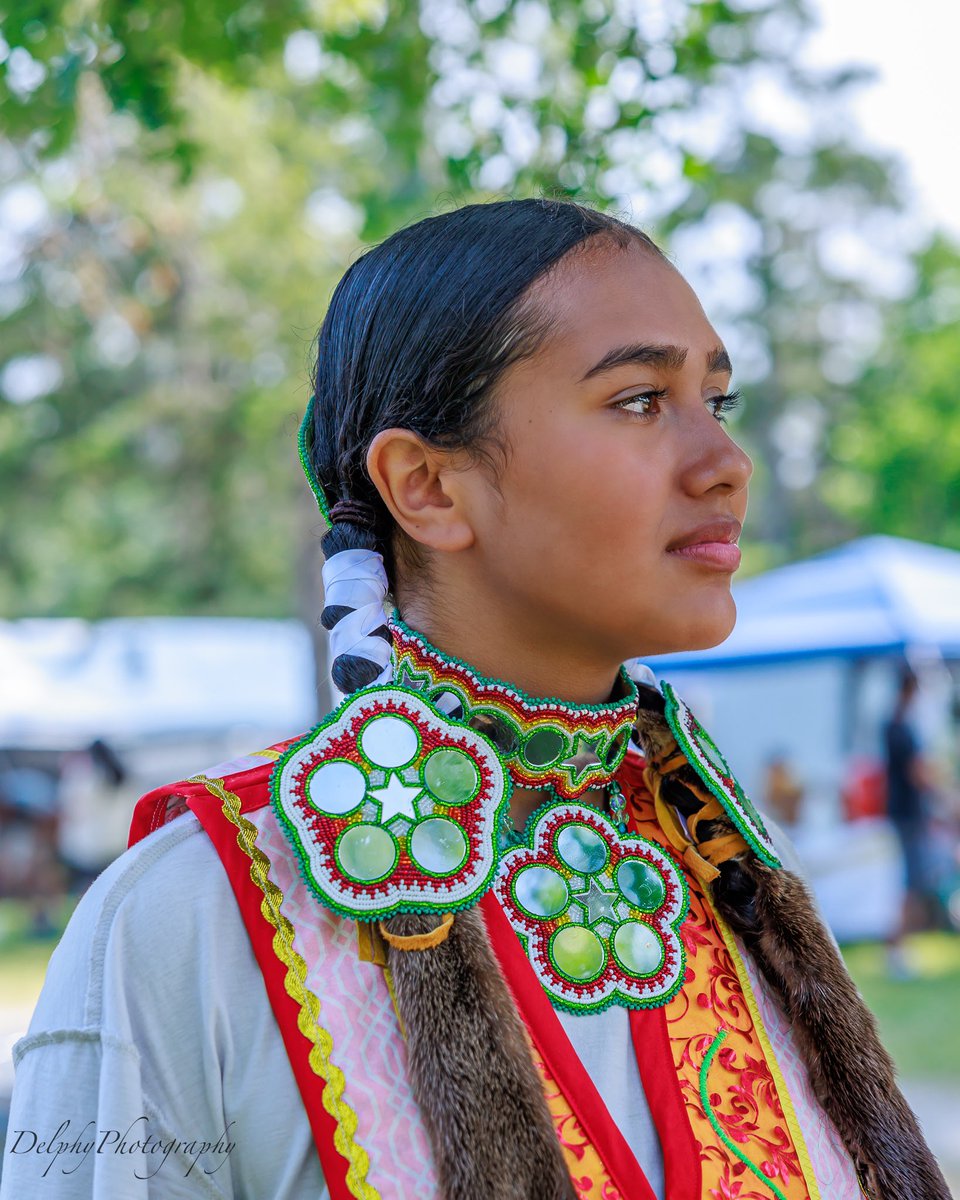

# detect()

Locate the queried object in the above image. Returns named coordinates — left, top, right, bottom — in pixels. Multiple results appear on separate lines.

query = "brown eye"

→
left=613, top=388, right=667, bottom=418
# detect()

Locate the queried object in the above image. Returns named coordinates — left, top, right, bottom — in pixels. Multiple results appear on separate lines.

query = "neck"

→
left=396, top=597, right=625, bottom=707
left=388, top=610, right=638, bottom=819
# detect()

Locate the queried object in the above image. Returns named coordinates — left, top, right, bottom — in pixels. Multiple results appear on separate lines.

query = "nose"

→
left=679, top=407, right=753, bottom=497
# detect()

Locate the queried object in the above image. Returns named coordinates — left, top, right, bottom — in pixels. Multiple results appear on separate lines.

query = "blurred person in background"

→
left=0, top=755, right=64, bottom=938
left=884, top=665, right=938, bottom=977
left=2, top=199, right=949, bottom=1200
left=763, top=749, right=805, bottom=830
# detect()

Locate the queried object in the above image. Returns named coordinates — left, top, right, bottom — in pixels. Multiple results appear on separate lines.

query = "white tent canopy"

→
left=0, top=617, right=319, bottom=748
left=640, top=535, right=960, bottom=672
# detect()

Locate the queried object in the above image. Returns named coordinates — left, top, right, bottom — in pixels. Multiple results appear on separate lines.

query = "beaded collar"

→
left=389, top=613, right=639, bottom=801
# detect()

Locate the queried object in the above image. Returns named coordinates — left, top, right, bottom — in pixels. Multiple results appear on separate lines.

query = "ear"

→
left=366, top=428, right=475, bottom=553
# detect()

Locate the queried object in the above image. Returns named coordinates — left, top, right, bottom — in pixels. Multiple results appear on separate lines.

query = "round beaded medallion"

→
left=271, top=687, right=511, bottom=920
left=661, top=682, right=781, bottom=868
left=495, top=802, right=689, bottom=1014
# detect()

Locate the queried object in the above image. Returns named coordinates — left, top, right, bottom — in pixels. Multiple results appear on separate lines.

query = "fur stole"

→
left=384, top=909, right=576, bottom=1200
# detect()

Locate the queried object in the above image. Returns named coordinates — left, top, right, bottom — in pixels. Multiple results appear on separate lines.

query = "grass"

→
left=0, top=898, right=76, bottom=1009
left=841, top=932, right=960, bottom=1081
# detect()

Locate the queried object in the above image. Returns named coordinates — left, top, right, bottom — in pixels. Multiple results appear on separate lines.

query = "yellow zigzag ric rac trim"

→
left=252, top=748, right=282, bottom=759
left=708, top=897, right=822, bottom=1200
left=190, top=774, right=381, bottom=1200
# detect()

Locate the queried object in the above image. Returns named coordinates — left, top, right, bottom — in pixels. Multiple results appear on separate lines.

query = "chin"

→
left=630, top=598, right=737, bottom=658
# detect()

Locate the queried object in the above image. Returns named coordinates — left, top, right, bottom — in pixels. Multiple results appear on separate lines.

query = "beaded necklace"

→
left=270, top=615, right=690, bottom=1014
left=389, top=612, right=639, bottom=801
left=382, top=618, right=689, bottom=1013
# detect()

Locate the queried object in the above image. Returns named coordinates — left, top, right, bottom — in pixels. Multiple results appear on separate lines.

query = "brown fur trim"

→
left=635, top=697, right=951, bottom=1200
left=384, top=909, right=576, bottom=1200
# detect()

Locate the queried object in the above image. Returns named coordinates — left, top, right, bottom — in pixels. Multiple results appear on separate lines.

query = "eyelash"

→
left=613, top=388, right=744, bottom=424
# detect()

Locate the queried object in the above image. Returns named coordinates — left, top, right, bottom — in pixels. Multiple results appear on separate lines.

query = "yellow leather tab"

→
left=379, top=912, right=455, bottom=951
left=356, top=920, right=389, bottom=966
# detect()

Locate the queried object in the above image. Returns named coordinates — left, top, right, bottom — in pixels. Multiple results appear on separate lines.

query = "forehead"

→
left=527, top=238, right=721, bottom=377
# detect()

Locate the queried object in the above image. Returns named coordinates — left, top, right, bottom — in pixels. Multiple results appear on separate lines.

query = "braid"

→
left=319, top=503, right=395, bottom=695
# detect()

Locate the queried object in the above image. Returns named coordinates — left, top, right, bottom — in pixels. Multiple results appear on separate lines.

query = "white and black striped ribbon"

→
left=321, top=548, right=395, bottom=690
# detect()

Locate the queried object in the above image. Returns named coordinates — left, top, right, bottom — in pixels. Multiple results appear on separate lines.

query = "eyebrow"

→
left=578, top=342, right=733, bottom=382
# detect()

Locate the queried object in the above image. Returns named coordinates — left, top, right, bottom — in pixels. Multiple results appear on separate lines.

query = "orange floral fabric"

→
left=625, top=769, right=814, bottom=1200
left=527, top=1036, right=621, bottom=1200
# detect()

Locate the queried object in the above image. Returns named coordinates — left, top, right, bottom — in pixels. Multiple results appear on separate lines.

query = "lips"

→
left=666, top=518, right=742, bottom=552
left=665, top=518, right=742, bottom=571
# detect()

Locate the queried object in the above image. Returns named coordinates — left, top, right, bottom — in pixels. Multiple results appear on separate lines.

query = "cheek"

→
left=495, top=418, right=668, bottom=568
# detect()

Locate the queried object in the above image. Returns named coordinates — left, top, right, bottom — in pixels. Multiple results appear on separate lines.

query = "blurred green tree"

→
left=821, top=234, right=960, bottom=550
left=0, top=0, right=933, bottom=661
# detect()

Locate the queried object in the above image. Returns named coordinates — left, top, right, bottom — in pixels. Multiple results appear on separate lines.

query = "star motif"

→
left=560, top=730, right=607, bottom=787
left=370, top=773, right=424, bottom=825
left=394, top=661, right=435, bottom=695
left=572, top=874, right=619, bottom=925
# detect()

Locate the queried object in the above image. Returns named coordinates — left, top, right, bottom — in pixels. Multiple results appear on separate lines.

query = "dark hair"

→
left=307, top=198, right=664, bottom=689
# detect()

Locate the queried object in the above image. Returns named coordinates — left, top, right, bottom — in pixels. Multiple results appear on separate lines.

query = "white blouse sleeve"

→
left=1, top=813, right=325, bottom=1200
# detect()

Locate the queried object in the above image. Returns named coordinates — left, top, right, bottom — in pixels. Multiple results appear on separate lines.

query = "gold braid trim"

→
left=190, top=774, right=381, bottom=1200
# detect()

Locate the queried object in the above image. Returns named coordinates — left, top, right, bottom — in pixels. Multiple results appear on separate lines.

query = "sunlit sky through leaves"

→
left=806, top=0, right=960, bottom=239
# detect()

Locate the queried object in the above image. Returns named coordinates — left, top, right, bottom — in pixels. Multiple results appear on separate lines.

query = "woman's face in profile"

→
left=462, top=236, right=754, bottom=664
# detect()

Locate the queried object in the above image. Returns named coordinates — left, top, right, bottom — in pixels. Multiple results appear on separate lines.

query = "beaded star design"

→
left=271, top=687, right=510, bottom=920
left=495, top=801, right=689, bottom=1014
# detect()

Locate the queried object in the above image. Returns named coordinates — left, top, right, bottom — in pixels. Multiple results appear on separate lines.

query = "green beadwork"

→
left=335, top=823, right=398, bottom=883
left=550, top=924, right=607, bottom=983
left=513, top=864, right=570, bottom=919
left=661, top=682, right=782, bottom=870
left=409, top=816, right=469, bottom=875
left=271, top=685, right=510, bottom=921
left=612, top=920, right=664, bottom=976
left=390, top=612, right=638, bottom=800
left=496, top=800, right=690, bottom=1015
left=616, top=859, right=666, bottom=912
left=297, top=395, right=331, bottom=523
left=556, top=822, right=609, bottom=874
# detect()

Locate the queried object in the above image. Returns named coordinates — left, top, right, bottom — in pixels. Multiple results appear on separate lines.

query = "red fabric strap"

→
left=481, top=891, right=660, bottom=1200
left=183, top=782, right=358, bottom=1200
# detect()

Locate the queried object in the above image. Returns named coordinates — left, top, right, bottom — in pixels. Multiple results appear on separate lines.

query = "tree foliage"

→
left=0, top=0, right=946, bottom=621
left=822, top=234, right=960, bottom=550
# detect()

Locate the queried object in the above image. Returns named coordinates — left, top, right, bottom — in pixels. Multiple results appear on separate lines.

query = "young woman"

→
left=2, top=199, right=948, bottom=1200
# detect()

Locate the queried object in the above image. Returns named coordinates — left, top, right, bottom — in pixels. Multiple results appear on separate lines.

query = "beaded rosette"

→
left=661, top=682, right=781, bottom=868
left=495, top=802, right=689, bottom=1014
left=270, top=687, right=510, bottom=920
left=391, top=615, right=637, bottom=800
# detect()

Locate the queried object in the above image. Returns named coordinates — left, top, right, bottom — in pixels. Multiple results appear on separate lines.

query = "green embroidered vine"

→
left=699, top=1029, right=788, bottom=1200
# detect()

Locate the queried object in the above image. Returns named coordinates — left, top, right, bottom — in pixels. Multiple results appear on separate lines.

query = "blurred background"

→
left=1, top=0, right=959, bottom=1186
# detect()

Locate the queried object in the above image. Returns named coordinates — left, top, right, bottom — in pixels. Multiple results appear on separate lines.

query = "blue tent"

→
left=640, top=535, right=960, bottom=672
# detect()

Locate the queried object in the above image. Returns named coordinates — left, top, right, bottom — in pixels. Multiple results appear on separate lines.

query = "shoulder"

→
left=22, top=810, right=249, bottom=1047
left=127, top=733, right=309, bottom=844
